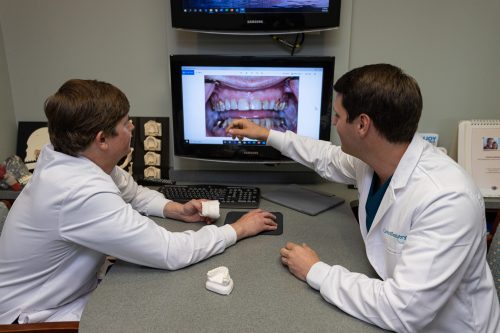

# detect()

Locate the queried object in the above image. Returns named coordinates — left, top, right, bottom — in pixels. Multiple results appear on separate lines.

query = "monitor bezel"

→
left=169, top=54, right=334, bottom=162
left=170, top=1, right=341, bottom=35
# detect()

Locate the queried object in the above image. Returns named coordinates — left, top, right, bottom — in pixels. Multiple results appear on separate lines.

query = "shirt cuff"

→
left=306, top=261, right=331, bottom=290
left=267, top=129, right=286, bottom=150
left=219, top=224, right=237, bottom=248
left=147, top=195, right=170, bottom=218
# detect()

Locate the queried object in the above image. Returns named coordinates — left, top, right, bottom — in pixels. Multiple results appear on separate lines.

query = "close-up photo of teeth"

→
left=204, top=75, right=299, bottom=137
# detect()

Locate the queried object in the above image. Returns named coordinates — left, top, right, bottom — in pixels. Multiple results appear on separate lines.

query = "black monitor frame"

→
left=171, top=1, right=341, bottom=35
left=169, top=55, right=334, bottom=163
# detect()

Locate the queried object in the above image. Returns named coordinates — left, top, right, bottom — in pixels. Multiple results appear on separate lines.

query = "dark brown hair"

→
left=334, top=64, right=422, bottom=143
left=44, top=79, right=130, bottom=156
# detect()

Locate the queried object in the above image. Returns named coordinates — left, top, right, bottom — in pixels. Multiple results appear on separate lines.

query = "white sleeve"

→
left=267, top=130, right=358, bottom=184
left=306, top=190, right=484, bottom=332
left=111, top=167, right=169, bottom=217
left=59, top=188, right=235, bottom=270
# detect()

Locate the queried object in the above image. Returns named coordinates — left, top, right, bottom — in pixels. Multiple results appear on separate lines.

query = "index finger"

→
left=280, top=247, right=290, bottom=257
left=226, top=119, right=242, bottom=131
left=259, top=210, right=276, bottom=220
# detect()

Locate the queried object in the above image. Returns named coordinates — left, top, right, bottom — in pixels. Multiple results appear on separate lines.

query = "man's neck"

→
left=374, top=143, right=408, bottom=184
left=359, top=136, right=410, bottom=184
left=80, top=147, right=114, bottom=175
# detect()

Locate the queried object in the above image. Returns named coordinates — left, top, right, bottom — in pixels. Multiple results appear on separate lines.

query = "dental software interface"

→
left=180, top=65, right=324, bottom=145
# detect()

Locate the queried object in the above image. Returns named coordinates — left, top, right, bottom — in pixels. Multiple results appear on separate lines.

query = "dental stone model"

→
left=144, top=166, right=161, bottom=178
left=144, top=120, right=162, bottom=136
left=200, top=200, right=220, bottom=219
left=206, top=266, right=234, bottom=295
left=144, top=136, right=162, bottom=151
left=204, top=75, right=299, bottom=137
left=144, top=151, right=161, bottom=166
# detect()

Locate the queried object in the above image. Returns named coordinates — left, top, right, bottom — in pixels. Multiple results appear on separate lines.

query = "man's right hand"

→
left=280, top=242, right=320, bottom=281
left=226, top=119, right=270, bottom=142
left=230, top=209, right=277, bottom=240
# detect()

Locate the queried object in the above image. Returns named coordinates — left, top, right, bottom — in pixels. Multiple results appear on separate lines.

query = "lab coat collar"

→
left=391, top=135, right=426, bottom=190
left=366, top=135, right=425, bottom=234
left=38, top=144, right=109, bottom=179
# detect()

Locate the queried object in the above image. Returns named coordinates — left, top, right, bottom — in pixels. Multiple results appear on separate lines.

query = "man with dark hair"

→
left=227, top=64, right=499, bottom=332
left=484, top=137, right=495, bottom=150
left=0, top=79, right=277, bottom=324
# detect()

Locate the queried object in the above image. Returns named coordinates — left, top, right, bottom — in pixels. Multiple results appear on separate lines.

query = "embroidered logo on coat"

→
left=383, top=228, right=407, bottom=244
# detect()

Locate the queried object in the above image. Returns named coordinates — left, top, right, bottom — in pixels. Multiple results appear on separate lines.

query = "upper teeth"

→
left=211, top=98, right=287, bottom=112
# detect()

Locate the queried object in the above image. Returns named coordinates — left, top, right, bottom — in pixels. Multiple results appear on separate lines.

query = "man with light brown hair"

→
left=0, top=79, right=277, bottom=324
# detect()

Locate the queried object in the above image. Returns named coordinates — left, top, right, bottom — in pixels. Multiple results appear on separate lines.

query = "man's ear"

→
left=95, top=131, right=108, bottom=150
left=357, top=114, right=371, bottom=137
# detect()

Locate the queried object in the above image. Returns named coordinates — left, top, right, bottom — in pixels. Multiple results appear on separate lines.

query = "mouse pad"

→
left=224, top=211, right=283, bottom=235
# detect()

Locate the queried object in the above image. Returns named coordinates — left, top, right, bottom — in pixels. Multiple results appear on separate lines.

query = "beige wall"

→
left=348, top=0, right=500, bottom=158
left=0, top=19, right=16, bottom=161
left=0, top=0, right=498, bottom=169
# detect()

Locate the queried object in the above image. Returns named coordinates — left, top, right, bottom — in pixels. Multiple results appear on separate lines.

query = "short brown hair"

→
left=334, top=64, right=422, bottom=143
left=44, top=79, right=130, bottom=156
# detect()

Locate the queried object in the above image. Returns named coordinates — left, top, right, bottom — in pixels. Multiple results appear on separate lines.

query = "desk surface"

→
left=78, top=184, right=384, bottom=332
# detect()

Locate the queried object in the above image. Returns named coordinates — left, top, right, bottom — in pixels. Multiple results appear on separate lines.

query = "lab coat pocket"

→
left=382, top=228, right=407, bottom=255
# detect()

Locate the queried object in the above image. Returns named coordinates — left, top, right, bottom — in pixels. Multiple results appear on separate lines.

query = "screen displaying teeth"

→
left=205, top=75, right=299, bottom=137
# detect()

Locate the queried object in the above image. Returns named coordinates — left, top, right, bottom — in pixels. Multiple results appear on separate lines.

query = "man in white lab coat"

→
left=0, top=79, right=277, bottom=324
left=226, top=64, right=500, bottom=332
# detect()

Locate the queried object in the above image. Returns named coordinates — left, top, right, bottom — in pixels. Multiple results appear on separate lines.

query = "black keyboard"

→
left=158, top=184, right=260, bottom=209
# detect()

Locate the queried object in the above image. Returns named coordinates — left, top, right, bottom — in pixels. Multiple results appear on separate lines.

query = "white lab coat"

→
left=268, top=130, right=500, bottom=333
left=0, top=144, right=236, bottom=324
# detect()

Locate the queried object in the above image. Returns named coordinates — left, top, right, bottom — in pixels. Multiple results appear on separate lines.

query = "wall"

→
left=0, top=19, right=16, bottom=161
left=0, top=0, right=170, bottom=120
left=349, top=0, right=500, bottom=157
left=0, top=0, right=499, bottom=174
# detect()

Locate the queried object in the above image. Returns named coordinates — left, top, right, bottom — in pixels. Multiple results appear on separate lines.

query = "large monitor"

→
left=170, top=55, right=334, bottom=163
left=171, top=1, right=341, bottom=34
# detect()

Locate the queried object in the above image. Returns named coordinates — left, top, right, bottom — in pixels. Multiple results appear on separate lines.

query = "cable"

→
left=270, top=33, right=305, bottom=56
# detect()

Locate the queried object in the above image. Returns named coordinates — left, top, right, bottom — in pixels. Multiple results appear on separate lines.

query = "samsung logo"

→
left=247, top=20, right=264, bottom=24
left=242, top=151, right=259, bottom=155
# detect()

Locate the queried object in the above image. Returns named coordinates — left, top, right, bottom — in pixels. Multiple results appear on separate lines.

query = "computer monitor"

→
left=171, top=1, right=341, bottom=35
left=170, top=55, right=334, bottom=162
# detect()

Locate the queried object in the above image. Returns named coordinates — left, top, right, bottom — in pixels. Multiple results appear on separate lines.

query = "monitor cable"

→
left=271, top=33, right=305, bottom=56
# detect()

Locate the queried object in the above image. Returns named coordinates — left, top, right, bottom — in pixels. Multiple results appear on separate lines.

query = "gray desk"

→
left=78, top=184, right=385, bottom=332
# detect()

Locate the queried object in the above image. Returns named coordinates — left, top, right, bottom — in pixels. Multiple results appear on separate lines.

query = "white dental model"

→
left=206, top=266, right=234, bottom=295
left=200, top=200, right=220, bottom=219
